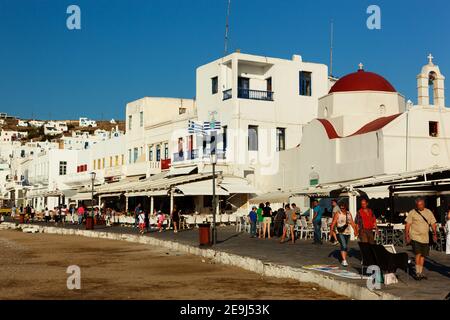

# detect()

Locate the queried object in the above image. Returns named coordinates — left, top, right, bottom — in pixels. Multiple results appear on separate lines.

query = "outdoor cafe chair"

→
left=299, top=217, right=314, bottom=240
left=321, top=218, right=330, bottom=241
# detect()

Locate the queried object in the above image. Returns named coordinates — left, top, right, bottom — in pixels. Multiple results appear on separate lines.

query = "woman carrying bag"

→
left=330, top=203, right=358, bottom=267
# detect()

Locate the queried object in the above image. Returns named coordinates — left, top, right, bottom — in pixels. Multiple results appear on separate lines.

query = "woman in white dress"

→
left=446, top=208, right=450, bottom=255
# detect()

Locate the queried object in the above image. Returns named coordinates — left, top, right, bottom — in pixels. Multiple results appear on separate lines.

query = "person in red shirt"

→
left=355, top=199, right=378, bottom=244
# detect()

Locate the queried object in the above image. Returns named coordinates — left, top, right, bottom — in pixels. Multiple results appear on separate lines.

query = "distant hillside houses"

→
left=79, top=117, right=97, bottom=128
left=43, top=121, right=68, bottom=136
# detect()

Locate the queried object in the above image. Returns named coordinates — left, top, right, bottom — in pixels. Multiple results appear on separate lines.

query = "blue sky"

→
left=0, top=0, right=449, bottom=120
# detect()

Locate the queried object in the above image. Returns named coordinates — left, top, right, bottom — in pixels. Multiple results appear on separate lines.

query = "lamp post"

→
left=211, top=152, right=217, bottom=246
left=84, top=171, right=96, bottom=230
left=90, top=171, right=96, bottom=217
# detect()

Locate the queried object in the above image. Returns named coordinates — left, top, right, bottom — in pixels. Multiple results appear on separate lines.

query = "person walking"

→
left=329, top=199, right=340, bottom=244
left=44, top=207, right=50, bottom=223
left=144, top=210, right=150, bottom=232
left=138, top=210, right=146, bottom=235
left=61, top=206, right=67, bottom=225
left=11, top=205, right=16, bottom=221
left=257, top=203, right=264, bottom=238
left=134, top=204, right=142, bottom=229
left=280, top=204, right=296, bottom=244
left=157, top=211, right=165, bottom=232
left=262, top=202, right=272, bottom=239
left=405, top=198, right=438, bottom=280
left=171, top=208, right=180, bottom=234
left=273, top=208, right=286, bottom=237
left=248, top=206, right=258, bottom=238
left=77, top=205, right=85, bottom=225
left=445, top=207, right=450, bottom=255
left=330, top=203, right=358, bottom=267
left=355, top=199, right=378, bottom=244
left=30, top=206, right=35, bottom=222
left=312, top=200, right=324, bottom=245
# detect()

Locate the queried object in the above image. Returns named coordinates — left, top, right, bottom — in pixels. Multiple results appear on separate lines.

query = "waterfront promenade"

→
left=1, top=219, right=449, bottom=300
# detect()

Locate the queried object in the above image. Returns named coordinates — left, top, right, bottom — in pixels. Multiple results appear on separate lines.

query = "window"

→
left=93, top=160, right=96, bottom=170
left=248, top=125, right=258, bottom=151
left=97, top=159, right=101, bottom=169
left=121, top=154, right=124, bottom=165
left=179, top=107, right=186, bottom=115
left=59, top=161, right=67, bottom=176
left=164, top=143, right=169, bottom=160
left=109, top=157, right=113, bottom=167
left=429, top=121, right=439, bottom=137
left=140, top=111, right=144, bottom=127
left=299, top=71, right=312, bottom=96
left=211, top=76, right=218, bottom=94
left=149, top=145, right=154, bottom=161
left=266, top=77, right=272, bottom=92
left=115, top=155, right=119, bottom=166
left=102, top=158, right=105, bottom=169
left=276, top=127, right=286, bottom=151
left=128, top=149, right=132, bottom=164
left=156, top=145, right=161, bottom=162
left=128, top=115, right=132, bottom=130
left=133, top=148, right=138, bottom=163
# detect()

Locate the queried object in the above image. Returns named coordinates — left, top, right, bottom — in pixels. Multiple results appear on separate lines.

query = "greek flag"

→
left=188, top=120, right=204, bottom=134
left=203, top=121, right=221, bottom=131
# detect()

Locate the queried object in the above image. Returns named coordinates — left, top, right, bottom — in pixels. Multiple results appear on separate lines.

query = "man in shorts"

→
left=405, top=197, right=437, bottom=280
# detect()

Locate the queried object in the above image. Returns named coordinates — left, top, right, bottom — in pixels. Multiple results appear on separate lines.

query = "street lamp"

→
left=211, top=152, right=217, bottom=246
left=90, top=171, right=96, bottom=217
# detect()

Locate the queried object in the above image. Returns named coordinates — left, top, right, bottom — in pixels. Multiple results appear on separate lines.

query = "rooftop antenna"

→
left=224, top=0, right=231, bottom=55
left=329, top=19, right=334, bottom=77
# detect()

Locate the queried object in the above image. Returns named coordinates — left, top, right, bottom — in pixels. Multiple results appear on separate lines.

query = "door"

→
left=238, top=77, right=250, bottom=98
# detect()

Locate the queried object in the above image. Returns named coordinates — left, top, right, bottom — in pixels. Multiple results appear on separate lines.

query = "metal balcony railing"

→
left=238, top=88, right=274, bottom=101
left=223, top=88, right=274, bottom=101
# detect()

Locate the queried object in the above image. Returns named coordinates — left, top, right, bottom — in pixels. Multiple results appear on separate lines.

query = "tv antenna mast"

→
left=224, top=0, right=232, bottom=55
left=329, top=19, right=334, bottom=77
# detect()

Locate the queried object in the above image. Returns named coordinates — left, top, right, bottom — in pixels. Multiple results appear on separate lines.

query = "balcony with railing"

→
left=223, top=88, right=274, bottom=101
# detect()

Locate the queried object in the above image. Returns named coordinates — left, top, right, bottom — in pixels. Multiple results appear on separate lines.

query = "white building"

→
left=17, top=120, right=29, bottom=127
left=264, top=56, right=449, bottom=199
left=79, top=117, right=97, bottom=128
left=44, top=121, right=68, bottom=136
left=29, top=120, right=45, bottom=128
left=0, top=130, right=27, bottom=142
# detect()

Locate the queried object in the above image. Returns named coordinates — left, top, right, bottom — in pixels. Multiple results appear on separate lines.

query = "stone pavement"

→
left=3, top=218, right=450, bottom=300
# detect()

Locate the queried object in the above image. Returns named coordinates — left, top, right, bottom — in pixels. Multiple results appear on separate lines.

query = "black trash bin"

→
left=198, top=223, right=211, bottom=246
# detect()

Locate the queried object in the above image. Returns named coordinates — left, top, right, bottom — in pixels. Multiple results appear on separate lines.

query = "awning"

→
left=176, top=180, right=229, bottom=196
left=360, top=186, right=389, bottom=199
left=98, top=192, right=123, bottom=198
left=96, top=175, right=145, bottom=194
left=125, top=191, right=149, bottom=198
left=167, top=166, right=197, bottom=177
left=147, top=190, right=169, bottom=197
left=220, top=177, right=258, bottom=194
left=62, top=190, right=78, bottom=198
left=69, top=192, right=93, bottom=201
left=249, top=191, right=292, bottom=204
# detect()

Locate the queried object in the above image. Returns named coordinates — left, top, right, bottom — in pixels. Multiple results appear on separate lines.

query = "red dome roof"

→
left=329, top=69, right=396, bottom=94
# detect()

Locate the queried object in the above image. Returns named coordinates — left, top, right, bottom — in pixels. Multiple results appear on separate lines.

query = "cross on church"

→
left=428, top=53, right=434, bottom=65
left=358, top=62, right=364, bottom=70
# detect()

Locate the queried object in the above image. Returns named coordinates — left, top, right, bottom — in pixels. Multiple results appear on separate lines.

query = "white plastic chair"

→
left=300, top=217, right=314, bottom=239
left=321, top=218, right=330, bottom=241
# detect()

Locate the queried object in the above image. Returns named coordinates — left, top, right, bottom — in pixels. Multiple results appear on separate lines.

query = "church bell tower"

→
left=417, top=54, right=445, bottom=108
